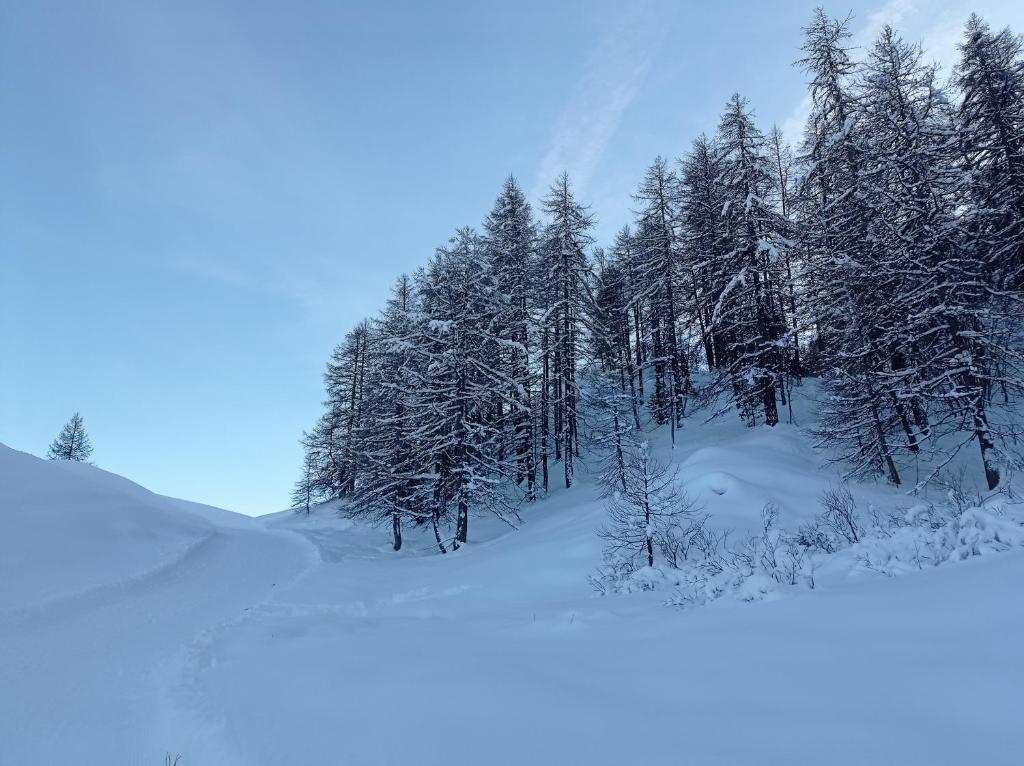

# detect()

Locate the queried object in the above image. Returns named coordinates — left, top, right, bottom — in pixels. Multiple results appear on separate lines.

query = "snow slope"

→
left=0, top=443, right=220, bottom=615
left=0, top=444, right=315, bottom=764
left=2, top=389, right=1023, bottom=764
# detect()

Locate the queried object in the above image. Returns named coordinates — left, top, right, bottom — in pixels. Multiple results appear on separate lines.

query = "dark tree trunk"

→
left=392, top=512, right=402, bottom=551
left=763, top=377, right=779, bottom=427
left=454, top=498, right=469, bottom=546
left=431, top=511, right=447, bottom=555
left=893, top=398, right=920, bottom=453
left=974, top=407, right=1001, bottom=491
left=869, top=394, right=901, bottom=486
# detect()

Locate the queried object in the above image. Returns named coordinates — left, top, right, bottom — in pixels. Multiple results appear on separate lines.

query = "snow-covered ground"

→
left=2, top=388, right=1022, bottom=765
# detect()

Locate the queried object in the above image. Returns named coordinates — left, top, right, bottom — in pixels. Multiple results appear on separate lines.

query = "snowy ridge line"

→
left=0, top=531, right=218, bottom=629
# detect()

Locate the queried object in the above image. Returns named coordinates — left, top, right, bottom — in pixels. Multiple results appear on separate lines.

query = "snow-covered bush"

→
left=854, top=501, right=1024, bottom=576
left=594, top=477, right=1024, bottom=609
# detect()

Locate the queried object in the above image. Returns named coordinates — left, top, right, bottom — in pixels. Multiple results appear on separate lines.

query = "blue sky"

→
left=3, top=0, right=1021, bottom=515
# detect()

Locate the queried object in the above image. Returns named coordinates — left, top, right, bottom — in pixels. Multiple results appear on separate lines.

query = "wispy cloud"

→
left=531, top=4, right=669, bottom=201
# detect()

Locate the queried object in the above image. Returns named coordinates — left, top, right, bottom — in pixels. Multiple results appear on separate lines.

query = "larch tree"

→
left=712, top=94, right=789, bottom=427
left=412, top=228, right=520, bottom=548
left=539, top=173, right=596, bottom=489
left=47, top=413, right=93, bottom=462
left=483, top=176, right=539, bottom=501
left=633, top=156, right=689, bottom=443
left=679, top=134, right=730, bottom=373
left=350, top=275, right=426, bottom=551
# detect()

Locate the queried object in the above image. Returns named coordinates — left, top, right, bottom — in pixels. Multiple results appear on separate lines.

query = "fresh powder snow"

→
left=2, top=387, right=1022, bottom=765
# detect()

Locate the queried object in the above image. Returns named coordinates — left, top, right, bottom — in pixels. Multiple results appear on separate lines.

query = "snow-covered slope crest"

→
left=0, top=442, right=252, bottom=615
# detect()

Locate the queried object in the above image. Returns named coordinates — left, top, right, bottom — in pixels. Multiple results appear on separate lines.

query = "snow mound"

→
left=676, top=425, right=845, bottom=532
left=0, top=443, right=248, bottom=615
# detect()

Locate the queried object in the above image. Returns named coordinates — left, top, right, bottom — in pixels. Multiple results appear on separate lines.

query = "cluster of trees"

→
left=47, top=412, right=93, bottom=463
left=294, top=175, right=596, bottom=550
left=296, top=11, right=1024, bottom=554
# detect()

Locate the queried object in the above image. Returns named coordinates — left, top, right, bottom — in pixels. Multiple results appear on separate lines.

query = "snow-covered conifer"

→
left=483, top=176, right=539, bottom=500
left=597, top=441, right=696, bottom=569
left=539, top=173, right=596, bottom=489
left=47, top=413, right=93, bottom=462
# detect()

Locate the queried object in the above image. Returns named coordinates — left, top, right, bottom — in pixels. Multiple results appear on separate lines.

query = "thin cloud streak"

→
left=531, top=7, right=668, bottom=202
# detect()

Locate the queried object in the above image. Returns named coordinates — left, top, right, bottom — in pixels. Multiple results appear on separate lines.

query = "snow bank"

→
left=0, top=443, right=249, bottom=615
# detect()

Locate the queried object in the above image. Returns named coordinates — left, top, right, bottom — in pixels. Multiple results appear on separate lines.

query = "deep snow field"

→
left=2, top=387, right=1023, bottom=765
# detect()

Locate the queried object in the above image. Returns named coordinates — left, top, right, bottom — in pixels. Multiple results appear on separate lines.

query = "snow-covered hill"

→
left=1, top=396, right=1023, bottom=764
left=0, top=444, right=314, bottom=764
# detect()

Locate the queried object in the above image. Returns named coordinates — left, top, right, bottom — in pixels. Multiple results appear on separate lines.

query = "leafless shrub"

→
left=819, top=485, right=862, bottom=543
left=794, top=517, right=836, bottom=553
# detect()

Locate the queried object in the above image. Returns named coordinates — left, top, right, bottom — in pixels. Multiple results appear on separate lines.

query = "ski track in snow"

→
left=0, top=524, right=317, bottom=766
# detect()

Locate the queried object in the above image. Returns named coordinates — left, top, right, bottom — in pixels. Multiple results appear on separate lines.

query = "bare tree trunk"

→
left=893, top=398, right=920, bottom=453
left=392, top=512, right=402, bottom=551
left=454, top=498, right=469, bottom=546
left=763, top=377, right=779, bottom=427
left=869, top=394, right=901, bottom=486
left=431, top=510, right=447, bottom=555
left=974, top=406, right=1001, bottom=490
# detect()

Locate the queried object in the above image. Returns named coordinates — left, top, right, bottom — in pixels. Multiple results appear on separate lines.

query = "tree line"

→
left=295, top=10, right=1024, bottom=551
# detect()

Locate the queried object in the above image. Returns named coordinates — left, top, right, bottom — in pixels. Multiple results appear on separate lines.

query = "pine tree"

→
left=540, top=173, right=596, bottom=489
left=296, top=319, right=372, bottom=504
left=633, top=156, right=689, bottom=442
left=795, top=9, right=866, bottom=365
left=614, top=227, right=650, bottom=409
left=581, top=366, right=637, bottom=496
left=483, top=176, right=538, bottom=500
left=323, top=320, right=371, bottom=495
left=412, top=228, right=520, bottom=548
left=350, top=275, right=426, bottom=551
left=951, top=14, right=1024, bottom=487
left=47, top=413, right=93, bottom=462
left=956, top=15, right=1024, bottom=292
left=291, top=449, right=315, bottom=514
left=590, top=245, right=642, bottom=430
left=597, top=441, right=695, bottom=569
left=679, top=134, right=730, bottom=372
left=711, top=94, right=788, bottom=426
left=796, top=11, right=909, bottom=483
left=767, top=124, right=802, bottom=383
left=857, top=26, right=952, bottom=469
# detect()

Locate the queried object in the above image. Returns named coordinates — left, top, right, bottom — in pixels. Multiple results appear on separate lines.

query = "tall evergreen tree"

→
left=323, top=320, right=371, bottom=495
left=679, top=134, right=730, bottom=373
left=633, top=156, right=689, bottom=443
left=712, top=94, right=789, bottom=426
left=956, top=15, right=1024, bottom=292
left=591, top=244, right=643, bottom=430
left=951, top=15, right=1024, bottom=487
left=412, top=228, right=520, bottom=548
left=291, top=449, right=316, bottom=515
left=350, top=275, right=426, bottom=551
left=797, top=11, right=910, bottom=483
left=540, top=173, right=596, bottom=488
left=483, top=177, right=538, bottom=500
